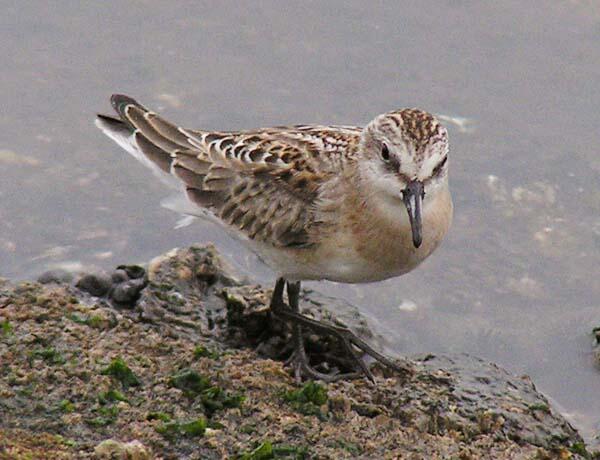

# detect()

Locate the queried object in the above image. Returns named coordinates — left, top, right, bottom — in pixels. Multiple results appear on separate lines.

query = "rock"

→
left=413, top=353, right=580, bottom=448
left=0, top=245, right=592, bottom=459
left=76, top=272, right=112, bottom=297
left=37, top=269, right=73, bottom=284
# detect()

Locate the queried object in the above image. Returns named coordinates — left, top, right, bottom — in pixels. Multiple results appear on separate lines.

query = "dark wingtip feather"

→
left=97, top=113, right=122, bottom=124
left=96, top=112, right=134, bottom=134
left=110, top=94, right=147, bottom=118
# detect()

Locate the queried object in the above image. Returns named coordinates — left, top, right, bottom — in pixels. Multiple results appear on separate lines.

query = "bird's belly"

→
left=250, top=231, right=422, bottom=284
left=309, top=247, right=416, bottom=283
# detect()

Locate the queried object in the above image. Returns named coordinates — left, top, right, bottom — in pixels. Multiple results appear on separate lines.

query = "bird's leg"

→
left=268, top=277, right=287, bottom=311
left=269, top=278, right=360, bottom=382
left=272, top=295, right=409, bottom=380
left=285, top=280, right=312, bottom=382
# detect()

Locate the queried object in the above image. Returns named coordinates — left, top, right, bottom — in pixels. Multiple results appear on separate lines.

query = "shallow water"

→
left=2, top=0, right=599, bottom=446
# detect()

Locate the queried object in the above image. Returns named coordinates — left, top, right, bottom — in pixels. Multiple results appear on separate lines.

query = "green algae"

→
left=155, top=417, right=207, bottom=439
left=169, top=369, right=210, bottom=397
left=28, top=347, right=65, bottom=365
left=101, top=357, right=140, bottom=389
left=283, top=381, right=328, bottom=417
left=237, top=440, right=309, bottom=460
left=1, top=319, right=13, bottom=336
left=58, top=399, right=75, bottom=413
left=169, top=368, right=245, bottom=416
left=98, top=389, right=128, bottom=405
left=193, top=345, right=220, bottom=359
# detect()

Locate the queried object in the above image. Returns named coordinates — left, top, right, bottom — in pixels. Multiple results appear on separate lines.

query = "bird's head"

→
left=358, top=109, right=449, bottom=248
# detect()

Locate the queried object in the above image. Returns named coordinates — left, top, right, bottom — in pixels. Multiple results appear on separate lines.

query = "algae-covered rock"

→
left=0, top=245, right=591, bottom=459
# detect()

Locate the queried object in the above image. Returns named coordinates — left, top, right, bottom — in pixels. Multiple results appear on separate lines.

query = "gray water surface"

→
left=2, top=0, right=599, bottom=446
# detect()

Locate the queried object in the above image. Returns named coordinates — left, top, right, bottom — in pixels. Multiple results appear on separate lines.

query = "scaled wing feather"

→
left=101, top=95, right=362, bottom=248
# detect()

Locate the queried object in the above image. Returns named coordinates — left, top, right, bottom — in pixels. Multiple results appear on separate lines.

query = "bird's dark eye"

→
left=381, top=144, right=390, bottom=161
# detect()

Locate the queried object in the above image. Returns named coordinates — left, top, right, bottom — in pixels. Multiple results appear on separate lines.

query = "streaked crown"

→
left=366, top=109, right=446, bottom=155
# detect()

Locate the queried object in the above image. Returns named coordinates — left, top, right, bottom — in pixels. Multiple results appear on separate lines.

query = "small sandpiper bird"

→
left=96, top=95, right=453, bottom=382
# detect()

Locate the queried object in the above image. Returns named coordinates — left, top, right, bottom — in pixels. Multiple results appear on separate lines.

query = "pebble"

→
left=94, top=439, right=151, bottom=460
left=76, top=273, right=112, bottom=297
left=117, top=264, right=146, bottom=280
left=37, top=269, right=73, bottom=284
left=110, top=278, right=147, bottom=304
left=111, top=269, right=129, bottom=284
left=397, top=300, right=418, bottom=312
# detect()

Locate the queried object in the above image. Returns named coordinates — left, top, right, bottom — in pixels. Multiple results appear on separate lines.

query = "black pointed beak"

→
left=402, top=180, right=425, bottom=248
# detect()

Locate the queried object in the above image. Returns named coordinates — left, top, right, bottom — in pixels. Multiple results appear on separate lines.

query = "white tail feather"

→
left=95, top=117, right=180, bottom=190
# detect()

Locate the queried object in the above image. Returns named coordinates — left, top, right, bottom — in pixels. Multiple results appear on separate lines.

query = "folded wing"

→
left=96, top=94, right=361, bottom=248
